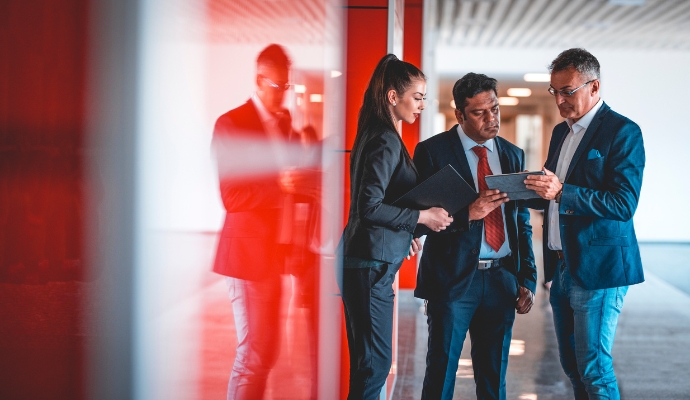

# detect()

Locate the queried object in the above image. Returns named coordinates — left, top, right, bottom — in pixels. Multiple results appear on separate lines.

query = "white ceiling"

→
left=432, top=0, right=690, bottom=50
left=173, top=0, right=690, bottom=50
left=202, top=0, right=331, bottom=44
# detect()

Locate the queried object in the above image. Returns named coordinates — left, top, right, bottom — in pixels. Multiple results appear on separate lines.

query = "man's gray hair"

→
left=548, top=48, right=600, bottom=80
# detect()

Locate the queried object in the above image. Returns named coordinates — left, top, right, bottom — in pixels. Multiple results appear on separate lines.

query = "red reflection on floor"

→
left=196, top=274, right=318, bottom=399
left=197, top=276, right=236, bottom=398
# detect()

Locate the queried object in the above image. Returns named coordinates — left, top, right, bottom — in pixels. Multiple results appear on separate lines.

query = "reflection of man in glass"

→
left=211, top=44, right=299, bottom=399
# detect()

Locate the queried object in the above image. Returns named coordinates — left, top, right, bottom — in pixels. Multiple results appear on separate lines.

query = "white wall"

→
left=137, top=34, right=335, bottom=233
left=132, top=2, right=347, bottom=398
left=436, top=46, right=690, bottom=242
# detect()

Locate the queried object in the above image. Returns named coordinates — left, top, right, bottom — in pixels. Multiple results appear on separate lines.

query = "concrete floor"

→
left=2, top=233, right=688, bottom=399
left=393, top=243, right=690, bottom=399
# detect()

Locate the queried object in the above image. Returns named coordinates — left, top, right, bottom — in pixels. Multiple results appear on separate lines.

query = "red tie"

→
left=472, top=146, right=505, bottom=252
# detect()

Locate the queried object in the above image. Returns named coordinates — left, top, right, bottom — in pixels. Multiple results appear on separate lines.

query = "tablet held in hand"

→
left=485, top=171, right=545, bottom=200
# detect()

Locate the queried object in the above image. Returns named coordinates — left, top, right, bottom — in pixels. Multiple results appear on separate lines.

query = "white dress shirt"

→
left=252, top=93, right=294, bottom=242
left=547, top=98, right=604, bottom=250
left=457, top=125, right=511, bottom=259
left=251, top=93, right=283, bottom=140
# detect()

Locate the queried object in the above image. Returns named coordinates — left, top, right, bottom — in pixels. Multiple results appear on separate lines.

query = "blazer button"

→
left=450, top=228, right=457, bottom=233
left=566, top=210, right=574, bottom=214
left=471, top=248, right=478, bottom=255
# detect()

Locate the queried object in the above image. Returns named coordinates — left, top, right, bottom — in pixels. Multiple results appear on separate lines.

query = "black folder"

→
left=393, top=164, right=478, bottom=236
left=484, top=171, right=545, bottom=200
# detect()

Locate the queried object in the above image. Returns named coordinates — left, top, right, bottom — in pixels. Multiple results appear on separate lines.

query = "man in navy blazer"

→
left=414, top=73, right=537, bottom=400
left=525, top=48, right=645, bottom=400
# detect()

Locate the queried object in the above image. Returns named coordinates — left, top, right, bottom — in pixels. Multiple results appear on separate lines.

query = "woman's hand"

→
left=418, top=207, right=453, bottom=232
left=407, top=238, right=422, bottom=260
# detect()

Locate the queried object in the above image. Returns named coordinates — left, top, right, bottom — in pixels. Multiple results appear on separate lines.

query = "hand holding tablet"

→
left=484, top=171, right=546, bottom=200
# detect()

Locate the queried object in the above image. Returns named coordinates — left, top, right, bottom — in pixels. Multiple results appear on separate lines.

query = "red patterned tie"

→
left=472, top=146, right=505, bottom=252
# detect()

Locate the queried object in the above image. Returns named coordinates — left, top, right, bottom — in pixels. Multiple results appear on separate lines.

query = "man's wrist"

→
left=555, top=188, right=563, bottom=203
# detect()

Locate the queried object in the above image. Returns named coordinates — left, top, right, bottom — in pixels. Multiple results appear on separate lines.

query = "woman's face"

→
left=390, top=79, right=426, bottom=125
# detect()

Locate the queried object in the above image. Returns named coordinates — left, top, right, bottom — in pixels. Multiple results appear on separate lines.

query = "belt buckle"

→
left=478, top=260, right=493, bottom=270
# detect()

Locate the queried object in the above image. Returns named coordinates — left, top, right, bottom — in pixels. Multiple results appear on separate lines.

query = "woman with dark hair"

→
left=340, top=54, right=453, bottom=399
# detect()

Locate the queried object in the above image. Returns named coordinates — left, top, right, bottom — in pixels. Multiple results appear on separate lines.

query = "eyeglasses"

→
left=548, top=79, right=595, bottom=97
left=262, top=76, right=291, bottom=91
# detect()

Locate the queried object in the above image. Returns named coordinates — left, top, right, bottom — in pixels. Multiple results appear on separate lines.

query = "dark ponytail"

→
left=352, top=54, right=426, bottom=166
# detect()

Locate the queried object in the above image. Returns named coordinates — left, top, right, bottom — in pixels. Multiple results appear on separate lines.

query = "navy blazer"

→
left=536, top=102, right=645, bottom=290
left=413, top=126, right=537, bottom=302
left=341, top=129, right=420, bottom=264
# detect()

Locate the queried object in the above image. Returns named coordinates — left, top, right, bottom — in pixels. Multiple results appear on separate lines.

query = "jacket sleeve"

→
left=515, top=151, right=537, bottom=293
left=560, top=121, right=645, bottom=221
left=357, top=132, right=419, bottom=232
left=218, top=178, right=283, bottom=213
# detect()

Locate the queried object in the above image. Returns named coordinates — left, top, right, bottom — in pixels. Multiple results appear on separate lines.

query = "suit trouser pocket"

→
left=342, top=263, right=396, bottom=400
left=370, top=262, right=391, bottom=289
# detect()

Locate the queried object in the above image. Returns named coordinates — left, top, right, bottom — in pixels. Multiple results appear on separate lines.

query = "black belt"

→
left=556, top=250, right=565, bottom=260
left=477, top=256, right=508, bottom=270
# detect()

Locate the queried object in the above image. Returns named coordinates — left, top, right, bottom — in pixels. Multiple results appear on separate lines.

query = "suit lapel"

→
left=565, top=102, right=610, bottom=181
left=495, top=137, right=512, bottom=176
left=495, top=138, right=515, bottom=215
left=243, top=100, right=270, bottom=137
left=546, top=124, right=569, bottom=172
left=446, top=126, right=477, bottom=192
left=216, top=99, right=266, bottom=141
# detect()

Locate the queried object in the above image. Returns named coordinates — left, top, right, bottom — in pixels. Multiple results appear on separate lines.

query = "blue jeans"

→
left=550, top=259, right=628, bottom=400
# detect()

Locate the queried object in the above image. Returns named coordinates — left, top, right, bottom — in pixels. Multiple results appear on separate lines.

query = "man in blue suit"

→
left=525, top=48, right=645, bottom=400
left=414, top=73, right=537, bottom=400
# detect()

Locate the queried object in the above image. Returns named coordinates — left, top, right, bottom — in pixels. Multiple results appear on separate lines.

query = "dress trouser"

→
left=422, top=265, right=518, bottom=400
left=341, top=261, right=400, bottom=400
left=225, top=276, right=282, bottom=400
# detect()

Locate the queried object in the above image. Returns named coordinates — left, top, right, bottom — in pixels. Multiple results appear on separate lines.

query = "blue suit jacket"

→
left=413, top=127, right=537, bottom=302
left=538, top=102, right=645, bottom=290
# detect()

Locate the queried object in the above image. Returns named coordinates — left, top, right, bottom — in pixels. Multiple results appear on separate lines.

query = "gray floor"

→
left=639, top=243, right=690, bottom=296
left=393, top=243, right=690, bottom=399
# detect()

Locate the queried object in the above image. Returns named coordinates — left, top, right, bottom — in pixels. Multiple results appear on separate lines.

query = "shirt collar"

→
left=567, top=98, right=604, bottom=132
left=456, top=124, right=495, bottom=153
